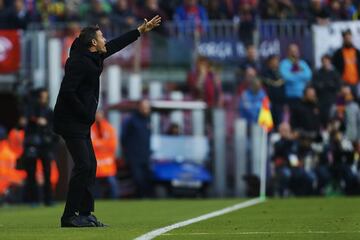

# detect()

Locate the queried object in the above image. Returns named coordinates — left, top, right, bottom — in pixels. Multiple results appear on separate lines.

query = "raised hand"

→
left=137, top=15, right=162, bottom=34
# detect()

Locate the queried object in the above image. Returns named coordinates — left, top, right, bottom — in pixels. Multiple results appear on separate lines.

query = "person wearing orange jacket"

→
left=91, top=111, right=119, bottom=199
left=0, top=126, right=26, bottom=199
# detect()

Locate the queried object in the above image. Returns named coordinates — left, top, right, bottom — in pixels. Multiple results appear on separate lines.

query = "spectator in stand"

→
left=280, top=44, right=312, bottom=110
left=291, top=86, right=321, bottom=138
left=238, top=78, right=267, bottom=124
left=332, top=29, right=360, bottom=97
left=174, top=0, right=209, bottom=35
left=351, top=2, right=360, bottom=20
left=206, top=0, right=231, bottom=20
left=260, top=0, right=296, bottom=19
left=159, top=0, right=182, bottom=20
left=312, top=54, right=341, bottom=128
left=330, top=85, right=360, bottom=143
left=239, top=45, right=261, bottom=74
left=237, top=66, right=257, bottom=95
left=64, top=0, right=82, bottom=22
left=0, top=0, right=10, bottom=29
left=344, top=0, right=357, bottom=19
left=328, top=0, right=348, bottom=20
left=187, top=56, right=223, bottom=108
left=235, top=0, right=257, bottom=45
left=328, top=128, right=359, bottom=195
left=85, top=0, right=111, bottom=30
left=121, top=100, right=153, bottom=198
left=110, top=0, right=136, bottom=33
left=262, top=54, right=285, bottom=128
left=307, top=0, right=330, bottom=25
left=136, top=0, right=168, bottom=34
left=37, top=0, right=65, bottom=26
left=7, top=0, right=33, bottom=29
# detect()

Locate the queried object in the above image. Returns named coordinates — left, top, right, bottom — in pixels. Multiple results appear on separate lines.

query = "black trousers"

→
left=62, top=136, right=97, bottom=218
left=23, top=146, right=53, bottom=204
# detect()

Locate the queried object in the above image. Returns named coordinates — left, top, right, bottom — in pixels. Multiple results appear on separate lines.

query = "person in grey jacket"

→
left=330, top=85, right=360, bottom=142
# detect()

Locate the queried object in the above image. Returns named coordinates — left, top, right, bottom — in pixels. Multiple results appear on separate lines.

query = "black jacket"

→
left=312, top=67, right=341, bottom=104
left=54, top=29, right=140, bottom=137
left=121, top=112, right=151, bottom=164
left=332, top=46, right=360, bottom=78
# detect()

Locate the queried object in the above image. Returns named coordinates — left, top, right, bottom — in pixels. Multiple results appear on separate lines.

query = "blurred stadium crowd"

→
left=3, top=0, right=360, bottom=29
left=1, top=0, right=360, bottom=205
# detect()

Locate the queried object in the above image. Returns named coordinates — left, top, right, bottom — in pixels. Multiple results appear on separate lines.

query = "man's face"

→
left=305, top=88, right=317, bottom=102
left=39, top=91, right=49, bottom=105
left=139, top=100, right=151, bottom=116
left=343, top=33, right=353, bottom=46
left=247, top=46, right=257, bottom=61
left=94, top=30, right=107, bottom=53
left=288, top=44, right=299, bottom=59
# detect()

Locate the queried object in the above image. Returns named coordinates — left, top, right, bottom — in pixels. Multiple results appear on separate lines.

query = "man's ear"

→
left=91, top=39, right=97, bottom=46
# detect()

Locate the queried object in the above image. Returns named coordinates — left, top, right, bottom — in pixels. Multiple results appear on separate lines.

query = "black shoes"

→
left=61, top=215, right=96, bottom=228
left=61, top=214, right=108, bottom=228
left=87, top=214, right=108, bottom=227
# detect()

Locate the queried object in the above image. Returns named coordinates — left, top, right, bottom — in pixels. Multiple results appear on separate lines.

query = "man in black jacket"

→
left=54, top=15, right=161, bottom=228
left=312, top=54, right=341, bottom=127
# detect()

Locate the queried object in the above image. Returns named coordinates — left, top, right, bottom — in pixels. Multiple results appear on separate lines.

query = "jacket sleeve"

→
left=280, top=60, right=299, bottom=82
left=298, top=61, right=312, bottom=82
left=60, top=59, right=89, bottom=119
left=102, top=29, right=140, bottom=59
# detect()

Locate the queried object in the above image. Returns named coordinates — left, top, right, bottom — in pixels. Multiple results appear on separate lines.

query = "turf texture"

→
left=0, top=198, right=359, bottom=240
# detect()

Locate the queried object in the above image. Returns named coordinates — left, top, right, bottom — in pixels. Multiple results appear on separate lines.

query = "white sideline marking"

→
left=163, top=231, right=360, bottom=236
left=134, top=198, right=264, bottom=240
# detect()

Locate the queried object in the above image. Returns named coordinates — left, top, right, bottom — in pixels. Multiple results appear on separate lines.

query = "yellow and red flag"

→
left=258, top=96, right=273, bottom=132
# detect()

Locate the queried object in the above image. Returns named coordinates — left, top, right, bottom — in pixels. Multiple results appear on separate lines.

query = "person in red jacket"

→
left=91, top=111, right=119, bottom=199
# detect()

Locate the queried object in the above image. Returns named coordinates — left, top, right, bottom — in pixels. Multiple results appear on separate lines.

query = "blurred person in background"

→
left=238, top=78, right=267, bottom=124
left=85, top=0, right=111, bottom=30
left=328, top=0, right=348, bottom=20
left=110, top=0, right=137, bottom=32
left=23, top=88, right=56, bottom=206
left=312, top=54, right=341, bottom=128
left=307, top=0, right=330, bottom=25
left=260, top=0, right=296, bottom=19
left=330, top=85, right=360, bottom=143
left=280, top=43, right=312, bottom=111
left=8, top=117, right=26, bottom=162
left=166, top=122, right=181, bottom=135
left=121, top=100, right=153, bottom=198
left=137, top=0, right=168, bottom=34
left=7, top=0, right=34, bottom=29
left=206, top=0, right=230, bottom=20
left=174, top=0, right=209, bottom=35
left=235, top=0, right=257, bottom=45
left=290, top=86, right=321, bottom=193
left=187, top=56, right=223, bottom=108
left=291, top=86, right=321, bottom=142
left=332, top=29, right=360, bottom=98
left=262, top=54, right=285, bottom=128
left=0, top=126, right=26, bottom=204
left=328, top=127, right=359, bottom=195
left=53, top=16, right=161, bottom=227
left=91, top=111, right=119, bottom=199
left=37, top=0, right=65, bottom=26
left=239, top=45, right=261, bottom=74
left=0, top=0, right=10, bottom=29
left=237, top=66, right=257, bottom=95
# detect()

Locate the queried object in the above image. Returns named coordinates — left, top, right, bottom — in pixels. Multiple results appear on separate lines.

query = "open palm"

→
left=138, top=15, right=162, bottom=33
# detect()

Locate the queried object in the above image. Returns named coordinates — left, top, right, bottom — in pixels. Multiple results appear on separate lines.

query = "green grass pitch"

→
left=0, top=198, right=359, bottom=240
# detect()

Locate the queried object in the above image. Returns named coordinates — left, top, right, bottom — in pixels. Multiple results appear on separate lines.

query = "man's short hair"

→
left=79, top=25, right=100, bottom=47
left=342, top=28, right=352, bottom=37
